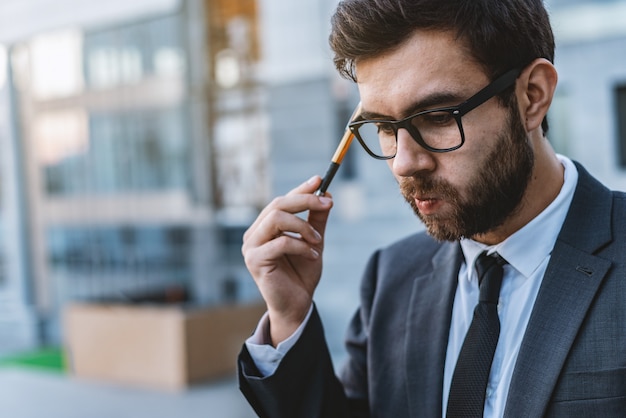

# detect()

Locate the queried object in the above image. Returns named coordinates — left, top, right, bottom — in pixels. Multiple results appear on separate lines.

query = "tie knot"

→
left=475, top=252, right=505, bottom=304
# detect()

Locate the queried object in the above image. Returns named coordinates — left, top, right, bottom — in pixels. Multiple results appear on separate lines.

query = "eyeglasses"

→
left=348, top=68, right=521, bottom=159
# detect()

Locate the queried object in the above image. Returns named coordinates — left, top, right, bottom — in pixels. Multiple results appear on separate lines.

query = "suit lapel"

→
left=504, top=246, right=611, bottom=417
left=504, top=164, right=614, bottom=418
left=405, top=242, right=462, bottom=418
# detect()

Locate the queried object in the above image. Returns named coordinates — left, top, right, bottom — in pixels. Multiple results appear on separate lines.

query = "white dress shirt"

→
left=247, top=155, right=578, bottom=418
left=443, top=155, right=577, bottom=416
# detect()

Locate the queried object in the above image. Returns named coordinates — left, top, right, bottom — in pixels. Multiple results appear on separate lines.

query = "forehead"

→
left=355, top=30, right=490, bottom=118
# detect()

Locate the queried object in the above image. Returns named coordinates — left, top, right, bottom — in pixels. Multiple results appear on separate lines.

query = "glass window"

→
left=43, top=107, right=189, bottom=196
left=84, top=15, right=186, bottom=89
left=47, top=225, right=192, bottom=302
left=213, top=111, right=269, bottom=210
left=30, top=30, right=84, bottom=100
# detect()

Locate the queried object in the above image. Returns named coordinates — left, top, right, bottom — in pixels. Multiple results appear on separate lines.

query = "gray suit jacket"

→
left=239, top=163, right=626, bottom=417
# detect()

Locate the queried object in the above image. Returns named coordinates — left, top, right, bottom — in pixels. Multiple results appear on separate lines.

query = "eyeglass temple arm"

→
left=458, top=68, right=521, bottom=115
left=315, top=102, right=363, bottom=196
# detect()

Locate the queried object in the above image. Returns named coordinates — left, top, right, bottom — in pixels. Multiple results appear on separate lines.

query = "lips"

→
left=415, top=197, right=443, bottom=215
left=400, top=176, right=452, bottom=217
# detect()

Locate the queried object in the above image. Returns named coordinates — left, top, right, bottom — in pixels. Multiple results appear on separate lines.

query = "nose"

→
left=390, top=128, right=437, bottom=177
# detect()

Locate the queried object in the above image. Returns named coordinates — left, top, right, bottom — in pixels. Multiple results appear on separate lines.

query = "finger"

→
left=244, top=176, right=318, bottom=240
left=244, top=235, right=321, bottom=276
left=308, top=195, right=333, bottom=245
left=244, top=192, right=330, bottom=242
left=243, top=208, right=323, bottom=252
left=286, top=175, right=323, bottom=196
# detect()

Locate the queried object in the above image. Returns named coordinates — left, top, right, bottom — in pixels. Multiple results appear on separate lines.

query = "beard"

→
left=400, top=102, right=534, bottom=241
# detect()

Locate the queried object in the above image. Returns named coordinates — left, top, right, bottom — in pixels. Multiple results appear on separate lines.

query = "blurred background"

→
left=0, top=0, right=625, bottom=416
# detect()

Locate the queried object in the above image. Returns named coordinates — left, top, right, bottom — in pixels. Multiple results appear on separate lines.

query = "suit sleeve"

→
left=339, top=250, right=379, bottom=402
left=237, top=251, right=382, bottom=418
left=238, top=306, right=368, bottom=417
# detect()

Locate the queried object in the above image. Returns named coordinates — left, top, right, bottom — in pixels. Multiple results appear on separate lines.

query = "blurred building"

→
left=0, top=42, right=39, bottom=351
left=0, top=0, right=624, bottom=364
left=0, top=0, right=267, bottom=350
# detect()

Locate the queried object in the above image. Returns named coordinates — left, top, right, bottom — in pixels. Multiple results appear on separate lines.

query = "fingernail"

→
left=313, top=229, right=322, bottom=241
left=307, top=175, right=319, bottom=185
left=318, top=196, right=332, bottom=206
left=310, top=248, right=320, bottom=258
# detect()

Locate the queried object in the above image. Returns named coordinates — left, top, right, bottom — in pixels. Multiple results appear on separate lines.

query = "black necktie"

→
left=446, top=252, right=506, bottom=418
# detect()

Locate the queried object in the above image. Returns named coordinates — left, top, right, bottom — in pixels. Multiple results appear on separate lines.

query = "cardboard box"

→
left=63, top=302, right=266, bottom=391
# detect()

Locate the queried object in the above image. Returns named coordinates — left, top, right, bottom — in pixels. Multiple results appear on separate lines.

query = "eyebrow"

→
left=359, top=91, right=468, bottom=121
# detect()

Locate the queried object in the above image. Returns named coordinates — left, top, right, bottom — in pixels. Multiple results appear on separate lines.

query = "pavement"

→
left=0, top=368, right=256, bottom=418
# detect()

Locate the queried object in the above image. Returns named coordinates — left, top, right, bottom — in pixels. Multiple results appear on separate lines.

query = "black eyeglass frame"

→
left=348, top=68, right=522, bottom=159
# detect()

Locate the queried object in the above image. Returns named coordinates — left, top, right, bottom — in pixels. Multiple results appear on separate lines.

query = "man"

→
left=238, top=0, right=626, bottom=417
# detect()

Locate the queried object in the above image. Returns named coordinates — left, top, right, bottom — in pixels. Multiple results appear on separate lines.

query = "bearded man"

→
left=238, top=1, right=626, bottom=417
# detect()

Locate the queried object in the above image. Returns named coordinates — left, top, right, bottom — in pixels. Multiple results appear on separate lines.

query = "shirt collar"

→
left=460, top=155, right=578, bottom=280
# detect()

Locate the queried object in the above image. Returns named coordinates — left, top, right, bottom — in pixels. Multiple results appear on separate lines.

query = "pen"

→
left=315, top=102, right=363, bottom=196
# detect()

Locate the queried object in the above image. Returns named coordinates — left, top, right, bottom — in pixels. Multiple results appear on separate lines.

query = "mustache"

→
left=399, top=175, right=457, bottom=200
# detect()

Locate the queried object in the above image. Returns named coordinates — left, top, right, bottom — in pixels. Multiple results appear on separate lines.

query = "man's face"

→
left=355, top=30, right=534, bottom=241
left=399, top=103, right=534, bottom=241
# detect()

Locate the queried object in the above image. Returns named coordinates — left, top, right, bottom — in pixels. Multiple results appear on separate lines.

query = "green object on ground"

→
left=0, top=347, right=66, bottom=373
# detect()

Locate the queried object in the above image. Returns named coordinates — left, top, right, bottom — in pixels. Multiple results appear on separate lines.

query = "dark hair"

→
left=329, top=0, right=555, bottom=133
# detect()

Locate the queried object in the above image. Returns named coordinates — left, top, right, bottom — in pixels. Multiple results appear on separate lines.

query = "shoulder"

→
left=565, top=162, right=626, bottom=256
left=610, top=190, right=626, bottom=242
left=367, top=230, right=452, bottom=279
left=380, top=231, right=444, bottom=260
left=612, top=189, right=626, bottom=213
left=572, top=162, right=626, bottom=226
left=612, top=188, right=626, bottom=208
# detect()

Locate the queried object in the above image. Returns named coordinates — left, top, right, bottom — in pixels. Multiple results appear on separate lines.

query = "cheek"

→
left=461, top=100, right=510, bottom=144
left=441, top=145, right=479, bottom=180
left=454, top=111, right=509, bottom=170
left=441, top=143, right=494, bottom=199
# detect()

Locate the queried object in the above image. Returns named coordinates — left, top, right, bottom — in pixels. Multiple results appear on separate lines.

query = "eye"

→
left=419, top=111, right=455, bottom=126
left=376, top=122, right=395, bottom=135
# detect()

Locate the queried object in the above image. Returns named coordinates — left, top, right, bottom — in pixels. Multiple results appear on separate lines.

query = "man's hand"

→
left=241, top=175, right=333, bottom=346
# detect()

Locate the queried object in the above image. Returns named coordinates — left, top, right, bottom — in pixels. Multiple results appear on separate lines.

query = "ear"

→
left=516, top=58, right=558, bottom=133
